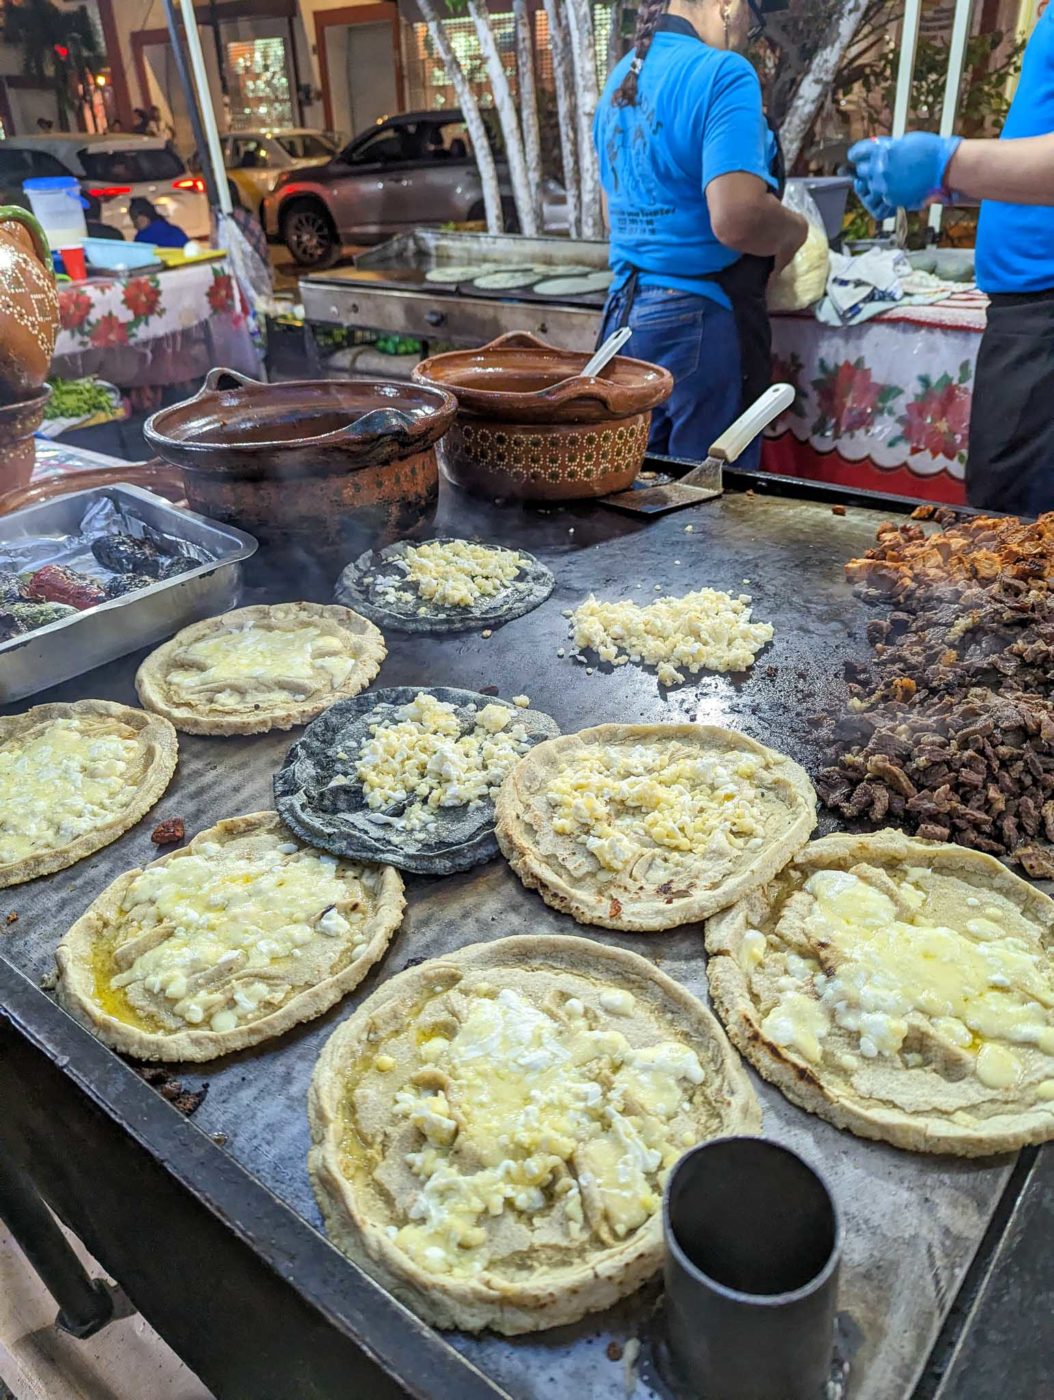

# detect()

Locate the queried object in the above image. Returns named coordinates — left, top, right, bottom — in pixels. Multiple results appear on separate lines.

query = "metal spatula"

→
left=601, top=382, right=795, bottom=515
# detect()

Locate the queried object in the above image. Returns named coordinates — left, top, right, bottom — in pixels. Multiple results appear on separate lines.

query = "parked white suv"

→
left=0, top=134, right=209, bottom=241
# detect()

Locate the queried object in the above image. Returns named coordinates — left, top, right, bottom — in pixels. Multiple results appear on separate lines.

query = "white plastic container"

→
left=22, top=177, right=87, bottom=250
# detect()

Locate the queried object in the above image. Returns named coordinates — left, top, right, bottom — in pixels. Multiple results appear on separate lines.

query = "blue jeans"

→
left=601, top=285, right=756, bottom=467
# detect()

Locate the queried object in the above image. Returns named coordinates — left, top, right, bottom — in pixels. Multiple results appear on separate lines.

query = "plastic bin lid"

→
left=23, top=176, right=81, bottom=191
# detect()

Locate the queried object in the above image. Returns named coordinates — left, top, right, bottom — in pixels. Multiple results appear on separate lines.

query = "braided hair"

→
left=613, top=0, right=671, bottom=107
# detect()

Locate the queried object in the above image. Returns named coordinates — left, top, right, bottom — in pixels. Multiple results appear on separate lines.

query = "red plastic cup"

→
left=61, top=245, right=87, bottom=280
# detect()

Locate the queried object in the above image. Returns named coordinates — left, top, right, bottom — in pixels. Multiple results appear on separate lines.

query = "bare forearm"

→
left=719, top=197, right=805, bottom=258
left=707, top=174, right=807, bottom=267
left=947, top=134, right=1054, bottom=204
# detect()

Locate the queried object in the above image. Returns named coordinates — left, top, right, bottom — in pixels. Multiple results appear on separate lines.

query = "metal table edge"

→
left=0, top=953, right=507, bottom=1400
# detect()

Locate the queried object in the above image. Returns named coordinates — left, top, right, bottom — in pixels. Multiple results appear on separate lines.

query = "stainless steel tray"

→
left=0, top=484, right=257, bottom=704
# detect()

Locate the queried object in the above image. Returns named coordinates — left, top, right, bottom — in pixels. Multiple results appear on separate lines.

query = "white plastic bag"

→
left=767, top=180, right=830, bottom=313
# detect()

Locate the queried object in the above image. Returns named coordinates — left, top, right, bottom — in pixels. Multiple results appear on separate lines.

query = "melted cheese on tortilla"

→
left=545, top=742, right=770, bottom=874
left=105, top=833, right=374, bottom=1032
left=0, top=716, right=139, bottom=864
left=166, top=615, right=355, bottom=711
left=391, top=986, right=704, bottom=1277
left=387, top=540, right=527, bottom=609
left=571, top=589, right=773, bottom=685
left=761, top=869, right=1054, bottom=1093
left=354, top=693, right=530, bottom=831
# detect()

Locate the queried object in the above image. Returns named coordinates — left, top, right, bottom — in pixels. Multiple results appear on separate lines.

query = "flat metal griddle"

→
left=0, top=462, right=1047, bottom=1399
left=300, top=232, right=611, bottom=351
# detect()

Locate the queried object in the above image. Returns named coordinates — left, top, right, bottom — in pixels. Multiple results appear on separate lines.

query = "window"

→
left=418, top=120, right=472, bottom=161
left=26, top=151, right=76, bottom=178
left=0, top=148, right=73, bottom=181
left=404, top=6, right=614, bottom=111
left=276, top=133, right=334, bottom=161
left=227, top=38, right=293, bottom=131
left=230, top=137, right=270, bottom=170
left=346, top=125, right=413, bottom=165
left=78, top=147, right=186, bottom=181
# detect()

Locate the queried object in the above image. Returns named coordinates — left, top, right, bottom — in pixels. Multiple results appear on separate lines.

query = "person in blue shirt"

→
left=848, top=1, right=1054, bottom=515
left=129, top=197, right=188, bottom=249
left=594, top=0, right=807, bottom=462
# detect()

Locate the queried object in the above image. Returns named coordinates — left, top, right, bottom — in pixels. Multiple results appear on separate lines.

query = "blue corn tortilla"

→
left=334, top=537, right=555, bottom=635
left=274, top=686, right=560, bottom=875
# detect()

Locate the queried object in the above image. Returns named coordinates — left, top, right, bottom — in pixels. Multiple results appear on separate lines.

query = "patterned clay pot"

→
left=0, top=208, right=59, bottom=400
left=413, top=331, right=673, bottom=500
left=144, top=369, right=457, bottom=568
left=0, top=386, right=51, bottom=497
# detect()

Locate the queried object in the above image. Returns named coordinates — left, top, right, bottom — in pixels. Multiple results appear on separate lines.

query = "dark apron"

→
left=966, top=290, right=1054, bottom=516
left=602, top=18, right=785, bottom=413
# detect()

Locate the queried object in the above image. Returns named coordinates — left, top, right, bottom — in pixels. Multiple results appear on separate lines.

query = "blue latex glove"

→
left=848, top=132, right=963, bottom=213
left=853, top=171, right=895, bottom=222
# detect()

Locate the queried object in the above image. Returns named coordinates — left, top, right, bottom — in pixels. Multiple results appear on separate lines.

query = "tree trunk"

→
left=607, top=0, right=626, bottom=77
left=779, top=0, right=873, bottom=169
left=541, top=0, right=580, bottom=238
left=513, top=0, right=543, bottom=230
left=416, top=0, right=504, bottom=233
left=466, top=0, right=538, bottom=235
left=564, top=0, right=602, bottom=237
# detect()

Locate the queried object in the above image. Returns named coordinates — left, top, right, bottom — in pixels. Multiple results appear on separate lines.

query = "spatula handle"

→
left=708, top=383, right=795, bottom=464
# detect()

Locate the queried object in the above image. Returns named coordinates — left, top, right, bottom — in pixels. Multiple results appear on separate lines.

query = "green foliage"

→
left=847, top=29, right=1024, bottom=138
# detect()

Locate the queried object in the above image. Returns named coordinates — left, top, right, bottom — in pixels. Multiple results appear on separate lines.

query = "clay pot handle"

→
left=480, top=330, right=555, bottom=353
left=201, top=366, right=263, bottom=394
left=533, top=376, right=621, bottom=411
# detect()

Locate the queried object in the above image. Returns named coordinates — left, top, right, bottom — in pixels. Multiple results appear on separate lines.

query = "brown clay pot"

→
left=0, top=208, right=59, bottom=400
left=0, top=386, right=51, bottom=497
left=144, top=369, right=458, bottom=566
left=412, top=331, right=673, bottom=500
left=0, top=459, right=185, bottom=516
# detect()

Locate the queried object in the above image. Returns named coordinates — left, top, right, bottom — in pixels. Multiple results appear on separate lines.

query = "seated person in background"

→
left=129, top=197, right=188, bottom=248
left=84, top=193, right=124, bottom=241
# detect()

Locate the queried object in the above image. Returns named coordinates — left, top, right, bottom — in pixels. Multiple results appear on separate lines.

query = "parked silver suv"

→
left=264, top=110, right=567, bottom=267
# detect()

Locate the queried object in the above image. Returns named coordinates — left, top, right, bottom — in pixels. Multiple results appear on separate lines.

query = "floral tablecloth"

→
left=52, top=258, right=260, bottom=391
left=762, top=290, right=987, bottom=505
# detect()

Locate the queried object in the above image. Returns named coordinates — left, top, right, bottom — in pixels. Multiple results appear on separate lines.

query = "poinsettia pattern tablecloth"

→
left=763, top=299, right=985, bottom=505
left=52, top=258, right=259, bottom=389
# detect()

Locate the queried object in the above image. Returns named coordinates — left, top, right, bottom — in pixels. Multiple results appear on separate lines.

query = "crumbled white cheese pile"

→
left=383, top=540, right=526, bottom=609
left=390, top=985, right=705, bottom=1276
left=355, top=692, right=530, bottom=830
left=570, top=588, right=773, bottom=685
left=547, top=742, right=770, bottom=872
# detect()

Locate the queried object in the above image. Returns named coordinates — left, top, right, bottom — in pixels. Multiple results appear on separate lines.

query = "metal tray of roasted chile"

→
left=0, top=484, right=257, bottom=704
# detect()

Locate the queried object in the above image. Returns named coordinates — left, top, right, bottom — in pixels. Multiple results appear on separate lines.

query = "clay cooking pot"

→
left=145, top=368, right=457, bottom=565
left=0, top=208, right=59, bottom=400
left=412, top=331, right=673, bottom=500
left=0, top=386, right=51, bottom=497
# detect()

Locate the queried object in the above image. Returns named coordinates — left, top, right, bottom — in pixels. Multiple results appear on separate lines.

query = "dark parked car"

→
left=263, top=109, right=567, bottom=268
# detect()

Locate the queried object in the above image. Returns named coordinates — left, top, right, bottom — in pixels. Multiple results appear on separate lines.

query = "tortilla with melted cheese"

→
left=57, top=810, right=404, bottom=1061
left=0, top=699, right=177, bottom=889
left=309, top=935, right=759, bottom=1334
left=496, top=723, right=816, bottom=931
left=135, top=602, right=386, bottom=736
left=706, top=830, right=1054, bottom=1154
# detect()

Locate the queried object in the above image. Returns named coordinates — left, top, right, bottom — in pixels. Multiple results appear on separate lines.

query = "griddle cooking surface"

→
left=0, top=480, right=1021, bottom=1400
